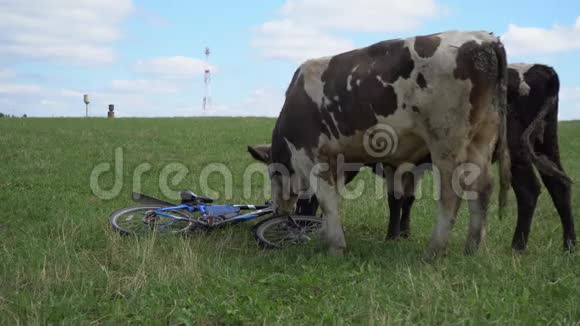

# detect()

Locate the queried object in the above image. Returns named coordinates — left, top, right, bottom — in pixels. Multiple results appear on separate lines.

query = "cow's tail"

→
left=493, top=40, right=511, bottom=219
left=521, top=72, right=572, bottom=185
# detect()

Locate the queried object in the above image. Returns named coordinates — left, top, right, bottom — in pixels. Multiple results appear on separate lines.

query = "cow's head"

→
left=247, top=144, right=302, bottom=216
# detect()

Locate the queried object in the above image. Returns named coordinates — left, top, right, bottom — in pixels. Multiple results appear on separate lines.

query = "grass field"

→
left=0, top=117, right=578, bottom=324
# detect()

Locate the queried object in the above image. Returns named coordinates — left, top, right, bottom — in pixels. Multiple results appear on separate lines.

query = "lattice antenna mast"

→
left=202, top=47, right=212, bottom=114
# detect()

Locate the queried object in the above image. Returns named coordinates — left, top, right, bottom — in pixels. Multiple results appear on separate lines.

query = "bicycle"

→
left=109, top=190, right=323, bottom=249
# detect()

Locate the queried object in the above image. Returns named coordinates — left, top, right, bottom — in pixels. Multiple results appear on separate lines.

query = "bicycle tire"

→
left=253, top=215, right=323, bottom=249
left=110, top=205, right=195, bottom=236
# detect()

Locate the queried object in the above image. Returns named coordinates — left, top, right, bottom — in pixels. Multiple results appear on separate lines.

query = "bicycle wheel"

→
left=253, top=215, right=323, bottom=249
left=110, top=206, right=194, bottom=236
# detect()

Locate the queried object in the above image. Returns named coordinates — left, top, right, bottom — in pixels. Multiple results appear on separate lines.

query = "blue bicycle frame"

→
left=153, top=203, right=274, bottom=228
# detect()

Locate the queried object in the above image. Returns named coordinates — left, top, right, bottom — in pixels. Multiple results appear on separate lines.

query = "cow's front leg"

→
left=314, top=177, right=345, bottom=256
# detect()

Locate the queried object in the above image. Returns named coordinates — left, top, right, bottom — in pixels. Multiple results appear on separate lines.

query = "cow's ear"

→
left=247, top=144, right=271, bottom=164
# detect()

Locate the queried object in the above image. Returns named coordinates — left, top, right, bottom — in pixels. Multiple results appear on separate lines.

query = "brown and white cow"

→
left=377, top=63, right=576, bottom=251
left=249, top=30, right=510, bottom=258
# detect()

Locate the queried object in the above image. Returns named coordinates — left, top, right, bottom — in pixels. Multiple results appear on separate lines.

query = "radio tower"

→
left=202, top=47, right=212, bottom=114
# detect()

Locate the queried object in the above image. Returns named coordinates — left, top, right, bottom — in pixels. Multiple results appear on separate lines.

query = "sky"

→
left=0, top=0, right=579, bottom=120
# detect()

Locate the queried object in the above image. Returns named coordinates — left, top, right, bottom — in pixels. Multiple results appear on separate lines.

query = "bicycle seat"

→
left=180, top=190, right=214, bottom=204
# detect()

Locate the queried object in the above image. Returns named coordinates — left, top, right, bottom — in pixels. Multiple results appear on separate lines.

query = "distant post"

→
left=108, top=104, right=115, bottom=119
left=83, top=94, right=90, bottom=117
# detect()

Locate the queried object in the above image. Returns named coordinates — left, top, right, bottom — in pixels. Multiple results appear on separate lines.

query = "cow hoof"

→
left=563, top=238, right=575, bottom=253
left=385, top=234, right=400, bottom=241
left=423, top=251, right=439, bottom=262
left=511, top=240, right=527, bottom=252
left=424, top=245, right=448, bottom=261
left=399, top=230, right=410, bottom=239
left=328, top=247, right=345, bottom=257
left=464, top=243, right=480, bottom=256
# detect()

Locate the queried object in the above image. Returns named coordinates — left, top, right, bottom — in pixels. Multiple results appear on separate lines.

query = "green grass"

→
left=0, top=117, right=578, bottom=324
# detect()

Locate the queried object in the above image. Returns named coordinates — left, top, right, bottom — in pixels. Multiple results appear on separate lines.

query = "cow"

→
left=378, top=63, right=575, bottom=251
left=248, top=30, right=510, bottom=258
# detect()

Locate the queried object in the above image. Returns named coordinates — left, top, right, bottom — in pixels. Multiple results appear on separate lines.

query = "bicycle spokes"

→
left=262, top=219, right=320, bottom=245
left=112, top=207, right=193, bottom=236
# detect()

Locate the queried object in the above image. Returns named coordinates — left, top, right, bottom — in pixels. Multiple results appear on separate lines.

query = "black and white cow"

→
left=249, top=30, right=510, bottom=258
left=507, top=64, right=575, bottom=251
left=374, top=63, right=576, bottom=251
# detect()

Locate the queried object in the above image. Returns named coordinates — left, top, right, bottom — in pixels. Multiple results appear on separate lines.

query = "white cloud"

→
left=135, top=5, right=171, bottom=28
left=110, top=79, right=180, bottom=94
left=101, top=86, right=284, bottom=117
left=252, top=20, right=354, bottom=62
left=237, top=87, right=284, bottom=116
left=560, top=86, right=580, bottom=101
left=0, top=0, right=134, bottom=64
left=60, top=88, right=86, bottom=98
left=134, top=56, right=213, bottom=79
left=0, top=68, right=16, bottom=79
left=253, top=0, right=441, bottom=62
left=280, top=0, right=440, bottom=32
left=502, top=17, right=580, bottom=55
left=89, top=91, right=154, bottom=117
left=0, top=88, right=155, bottom=117
left=40, top=99, right=60, bottom=107
left=0, top=83, right=45, bottom=95
left=559, top=103, right=580, bottom=120
left=559, top=86, right=580, bottom=120
left=150, top=87, right=285, bottom=117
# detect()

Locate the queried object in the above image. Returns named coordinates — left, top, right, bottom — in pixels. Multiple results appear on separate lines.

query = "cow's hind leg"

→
left=511, top=161, right=541, bottom=251
left=384, top=169, right=403, bottom=240
left=538, top=172, right=576, bottom=250
left=314, top=177, right=346, bottom=256
left=386, top=192, right=403, bottom=240
left=386, top=168, right=420, bottom=240
left=463, top=111, right=500, bottom=255
left=464, top=159, right=494, bottom=255
left=426, top=164, right=461, bottom=259
left=400, top=195, right=415, bottom=238
left=534, top=121, right=576, bottom=250
left=399, top=170, right=422, bottom=238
